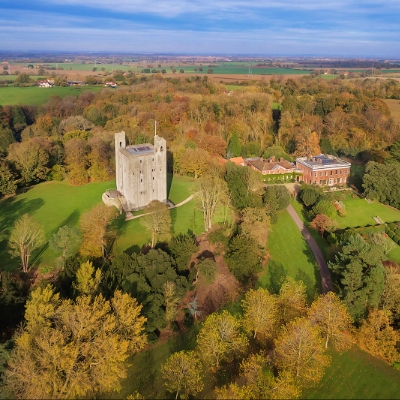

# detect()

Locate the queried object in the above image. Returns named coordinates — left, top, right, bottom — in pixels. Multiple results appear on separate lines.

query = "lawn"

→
left=257, top=208, right=320, bottom=300
left=0, top=174, right=210, bottom=271
left=0, top=85, right=103, bottom=106
left=334, top=196, right=400, bottom=229
left=305, top=347, right=400, bottom=399
left=0, top=180, right=114, bottom=271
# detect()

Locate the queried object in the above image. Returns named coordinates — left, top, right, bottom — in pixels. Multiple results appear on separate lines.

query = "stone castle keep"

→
left=114, top=131, right=167, bottom=211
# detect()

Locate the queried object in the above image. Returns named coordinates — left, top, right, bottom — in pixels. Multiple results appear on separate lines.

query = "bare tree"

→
left=8, top=214, right=46, bottom=273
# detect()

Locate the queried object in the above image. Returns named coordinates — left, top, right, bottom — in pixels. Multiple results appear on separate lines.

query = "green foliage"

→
left=300, top=185, right=322, bottom=207
left=227, top=132, right=242, bottom=158
left=263, top=186, right=278, bottom=223
left=0, top=162, right=17, bottom=196
left=169, top=232, right=198, bottom=272
left=262, top=145, right=292, bottom=161
left=0, top=123, right=15, bottom=154
left=107, top=249, right=189, bottom=334
left=226, top=234, right=260, bottom=281
left=274, top=185, right=291, bottom=210
left=330, top=234, right=385, bottom=320
left=49, top=225, right=81, bottom=269
left=363, top=161, right=400, bottom=209
left=310, top=199, right=337, bottom=219
left=197, top=258, right=217, bottom=284
left=225, top=162, right=251, bottom=209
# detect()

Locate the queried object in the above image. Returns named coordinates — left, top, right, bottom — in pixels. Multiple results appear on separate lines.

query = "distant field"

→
left=0, top=85, right=103, bottom=106
left=164, top=65, right=312, bottom=75
left=12, top=62, right=133, bottom=72
left=257, top=208, right=320, bottom=300
left=385, top=99, right=400, bottom=122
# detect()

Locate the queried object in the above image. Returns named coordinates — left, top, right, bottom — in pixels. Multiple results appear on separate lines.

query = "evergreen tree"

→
left=227, top=132, right=242, bottom=158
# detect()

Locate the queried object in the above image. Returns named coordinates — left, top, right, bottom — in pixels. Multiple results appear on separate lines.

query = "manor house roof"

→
left=296, top=154, right=350, bottom=170
left=123, top=144, right=155, bottom=156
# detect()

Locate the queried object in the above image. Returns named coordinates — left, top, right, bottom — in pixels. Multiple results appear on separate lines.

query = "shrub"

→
left=393, top=235, right=400, bottom=243
left=338, top=207, right=347, bottom=217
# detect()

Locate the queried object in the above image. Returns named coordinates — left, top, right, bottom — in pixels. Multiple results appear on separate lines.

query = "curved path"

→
left=125, top=194, right=195, bottom=221
left=286, top=204, right=333, bottom=294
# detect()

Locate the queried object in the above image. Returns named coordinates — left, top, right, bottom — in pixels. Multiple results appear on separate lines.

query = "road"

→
left=286, top=204, right=333, bottom=294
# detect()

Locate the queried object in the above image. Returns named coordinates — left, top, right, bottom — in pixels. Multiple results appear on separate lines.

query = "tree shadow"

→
left=55, top=209, right=80, bottom=232
left=299, top=246, right=322, bottom=301
left=266, top=261, right=286, bottom=294
left=197, top=250, right=215, bottom=261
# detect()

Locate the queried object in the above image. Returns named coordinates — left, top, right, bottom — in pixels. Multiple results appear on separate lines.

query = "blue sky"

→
left=1, top=1, right=399, bottom=56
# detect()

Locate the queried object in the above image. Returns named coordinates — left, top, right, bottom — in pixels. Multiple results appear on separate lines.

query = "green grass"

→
left=257, top=208, right=320, bottom=300
left=334, top=196, right=400, bottom=229
left=165, top=65, right=312, bottom=75
left=0, top=85, right=103, bottom=106
left=0, top=174, right=214, bottom=270
left=305, top=347, right=400, bottom=399
left=0, top=180, right=114, bottom=270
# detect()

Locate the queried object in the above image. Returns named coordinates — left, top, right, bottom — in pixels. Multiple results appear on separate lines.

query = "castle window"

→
left=120, top=142, right=122, bottom=147
left=140, top=160, right=142, bottom=163
left=140, top=179, right=142, bottom=182
left=153, top=177, right=154, bottom=180
left=152, top=158, right=154, bottom=161
left=160, top=146, right=163, bottom=152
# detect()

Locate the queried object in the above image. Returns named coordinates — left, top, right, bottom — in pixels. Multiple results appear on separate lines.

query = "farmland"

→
left=0, top=85, right=103, bottom=106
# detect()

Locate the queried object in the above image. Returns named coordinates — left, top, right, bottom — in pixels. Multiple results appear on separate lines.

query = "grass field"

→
left=165, top=65, right=312, bottom=75
left=334, top=195, right=400, bottom=229
left=0, top=85, right=103, bottom=106
left=257, top=208, right=320, bottom=300
left=11, top=63, right=133, bottom=72
left=305, top=347, right=400, bottom=399
left=0, top=174, right=212, bottom=271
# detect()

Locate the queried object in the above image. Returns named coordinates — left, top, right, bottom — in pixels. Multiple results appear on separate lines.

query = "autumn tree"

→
left=49, top=225, right=81, bottom=269
left=8, top=214, right=46, bottom=273
left=309, top=292, right=353, bottom=351
left=0, top=161, right=17, bottom=196
left=196, top=169, right=227, bottom=231
left=240, top=207, right=270, bottom=248
left=277, top=277, right=308, bottom=325
left=179, top=147, right=210, bottom=178
left=4, top=269, right=147, bottom=399
left=311, top=214, right=338, bottom=237
left=7, top=138, right=50, bottom=185
left=274, top=318, right=330, bottom=388
left=161, top=351, right=204, bottom=399
left=242, top=288, right=278, bottom=340
left=357, top=309, right=400, bottom=363
left=214, top=352, right=301, bottom=400
left=163, top=281, right=180, bottom=324
left=196, top=310, right=248, bottom=371
left=140, top=200, right=171, bottom=248
left=80, top=203, right=118, bottom=258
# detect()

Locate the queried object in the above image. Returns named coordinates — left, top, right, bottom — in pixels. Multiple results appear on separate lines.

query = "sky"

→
left=0, top=1, right=399, bottom=57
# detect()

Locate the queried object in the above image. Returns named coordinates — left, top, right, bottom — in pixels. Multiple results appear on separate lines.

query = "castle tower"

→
left=114, top=131, right=167, bottom=211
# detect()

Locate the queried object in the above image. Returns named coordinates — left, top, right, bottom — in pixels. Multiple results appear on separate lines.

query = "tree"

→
left=309, top=292, right=353, bottom=351
left=242, top=288, right=278, bottom=340
left=274, top=185, right=291, bottom=210
left=80, top=203, right=118, bottom=258
left=196, top=171, right=227, bottom=231
left=179, top=147, right=210, bottom=178
left=161, top=351, right=204, bottom=399
left=227, top=132, right=242, bottom=158
left=264, top=186, right=278, bottom=224
left=140, top=200, right=171, bottom=248
left=214, top=352, right=301, bottom=399
left=169, top=232, right=198, bottom=272
left=357, top=309, right=400, bottom=364
left=369, top=232, right=395, bottom=255
left=7, top=138, right=50, bottom=185
left=277, top=277, right=307, bottom=325
left=299, top=186, right=321, bottom=207
left=0, top=162, right=17, bottom=196
left=188, top=295, right=202, bottom=321
left=163, top=281, right=180, bottom=324
left=226, top=234, right=260, bottom=281
left=4, top=273, right=147, bottom=399
left=49, top=225, right=81, bottom=269
left=330, top=234, right=386, bottom=320
left=197, top=258, right=217, bottom=284
left=380, top=264, right=400, bottom=317
left=8, top=214, right=46, bottom=273
left=311, top=214, right=338, bottom=237
left=309, top=199, right=336, bottom=219
left=274, top=318, right=330, bottom=388
left=196, top=310, right=248, bottom=371
left=73, top=260, right=102, bottom=296
left=240, top=207, right=270, bottom=248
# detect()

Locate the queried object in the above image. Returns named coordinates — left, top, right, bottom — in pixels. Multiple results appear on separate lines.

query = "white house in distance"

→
left=296, top=154, right=351, bottom=186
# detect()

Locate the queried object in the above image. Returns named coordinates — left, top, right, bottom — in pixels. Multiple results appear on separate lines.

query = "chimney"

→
left=279, top=157, right=284, bottom=162
left=271, top=155, right=275, bottom=162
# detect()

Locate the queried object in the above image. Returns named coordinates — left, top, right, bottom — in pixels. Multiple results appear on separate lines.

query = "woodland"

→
left=1, top=73, right=400, bottom=398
